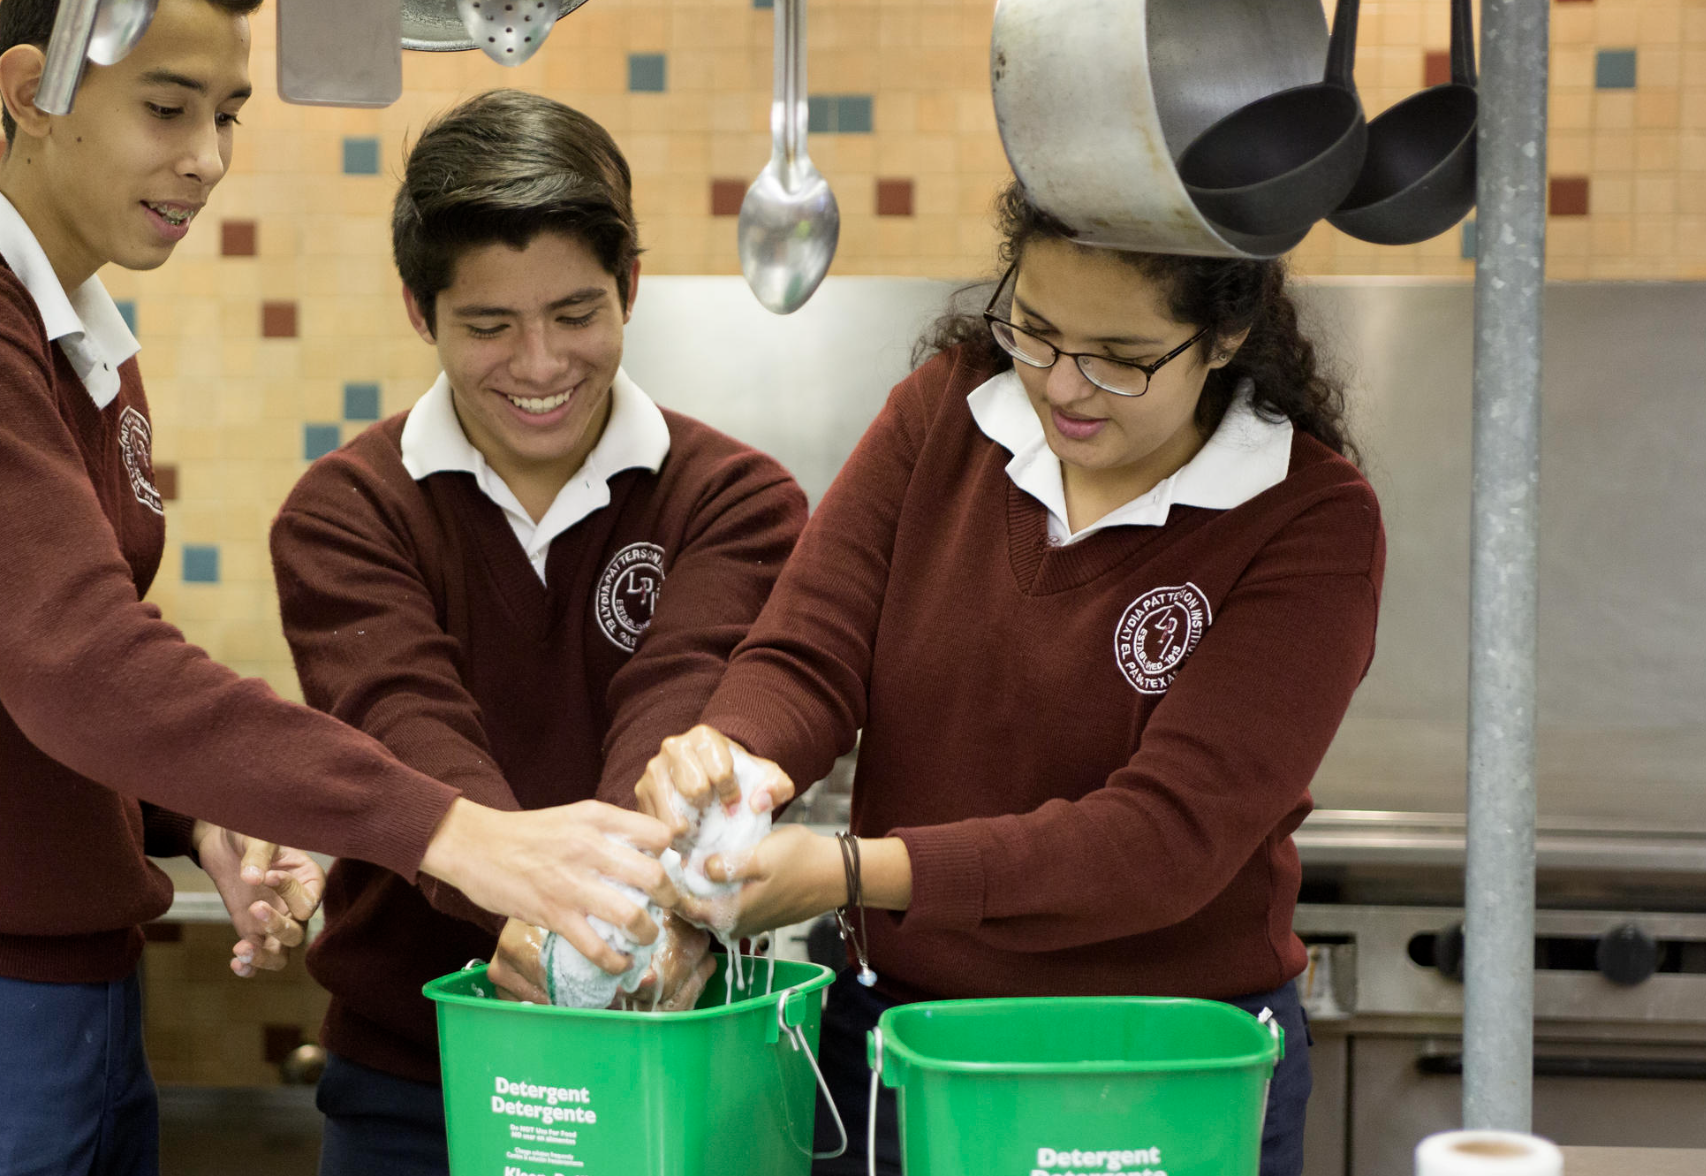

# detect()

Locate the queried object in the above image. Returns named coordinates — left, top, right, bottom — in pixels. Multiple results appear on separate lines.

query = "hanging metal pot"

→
left=991, top=0, right=1330, bottom=259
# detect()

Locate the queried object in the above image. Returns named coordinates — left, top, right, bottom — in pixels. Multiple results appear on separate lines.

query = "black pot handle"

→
left=1324, top=0, right=1362, bottom=92
left=1450, top=0, right=1477, bottom=88
left=1417, top=1053, right=1706, bottom=1081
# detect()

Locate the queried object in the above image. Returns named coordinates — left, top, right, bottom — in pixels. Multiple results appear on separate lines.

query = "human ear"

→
left=0, top=45, right=51, bottom=143
left=622, top=258, right=641, bottom=323
left=401, top=285, right=437, bottom=345
left=1209, top=327, right=1252, bottom=369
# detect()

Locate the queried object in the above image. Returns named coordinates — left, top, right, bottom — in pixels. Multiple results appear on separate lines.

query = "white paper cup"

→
left=1416, top=1130, right=1564, bottom=1176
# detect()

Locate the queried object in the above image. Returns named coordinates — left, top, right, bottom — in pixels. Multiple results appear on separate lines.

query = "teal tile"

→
left=1461, top=219, right=1477, bottom=261
left=807, top=96, right=832, bottom=134
left=183, top=545, right=219, bottom=584
left=116, top=300, right=137, bottom=334
left=836, top=95, right=873, bottom=134
left=342, top=137, right=381, bottom=175
left=629, top=53, right=666, bottom=93
left=753, top=0, right=773, bottom=7
left=1595, top=49, right=1636, bottom=90
left=343, top=382, right=381, bottom=421
left=304, top=424, right=341, bottom=461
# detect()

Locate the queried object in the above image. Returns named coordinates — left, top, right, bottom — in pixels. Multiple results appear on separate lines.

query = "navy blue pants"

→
left=316, top=1053, right=449, bottom=1176
left=0, top=972, right=158, bottom=1176
left=809, top=971, right=1312, bottom=1176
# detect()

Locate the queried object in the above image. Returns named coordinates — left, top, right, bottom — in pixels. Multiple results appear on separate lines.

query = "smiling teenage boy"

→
left=0, top=7, right=681, bottom=1173
left=266, top=90, right=807, bottom=1174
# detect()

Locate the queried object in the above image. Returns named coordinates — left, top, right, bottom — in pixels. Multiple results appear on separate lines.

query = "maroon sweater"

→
left=0, top=267, right=463, bottom=985
left=271, top=408, right=805, bottom=1083
left=704, top=345, right=1385, bottom=1004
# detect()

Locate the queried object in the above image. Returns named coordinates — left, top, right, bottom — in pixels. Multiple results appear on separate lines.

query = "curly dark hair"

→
left=918, top=182, right=1356, bottom=461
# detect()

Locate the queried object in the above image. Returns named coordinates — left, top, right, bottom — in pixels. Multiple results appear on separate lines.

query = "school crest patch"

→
left=595, top=542, right=666, bottom=653
left=118, top=406, right=163, bottom=515
left=1114, top=582, right=1213, bottom=695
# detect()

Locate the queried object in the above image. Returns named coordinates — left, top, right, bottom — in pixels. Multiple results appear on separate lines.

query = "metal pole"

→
left=1463, top=0, right=1549, bottom=1133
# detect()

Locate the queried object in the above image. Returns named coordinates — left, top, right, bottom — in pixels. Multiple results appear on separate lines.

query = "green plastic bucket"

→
left=424, top=955, right=837, bottom=1176
left=868, top=996, right=1283, bottom=1176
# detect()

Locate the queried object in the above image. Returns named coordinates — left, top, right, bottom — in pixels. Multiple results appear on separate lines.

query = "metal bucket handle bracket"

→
left=774, top=988, right=848, bottom=1161
left=1257, top=1006, right=1286, bottom=1061
left=865, top=1027, right=886, bottom=1176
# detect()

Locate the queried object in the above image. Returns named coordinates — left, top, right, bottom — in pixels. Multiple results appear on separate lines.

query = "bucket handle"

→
left=865, top=1026, right=885, bottom=1176
left=1258, top=1006, right=1286, bottom=1060
left=775, top=991, right=848, bottom=1160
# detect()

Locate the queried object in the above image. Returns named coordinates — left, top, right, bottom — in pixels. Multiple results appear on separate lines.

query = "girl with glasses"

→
left=637, top=183, right=1385, bottom=1176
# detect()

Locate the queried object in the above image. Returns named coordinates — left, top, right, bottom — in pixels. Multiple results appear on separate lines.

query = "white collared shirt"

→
left=966, top=369, right=1294, bottom=545
left=400, top=367, right=671, bottom=582
left=0, top=193, right=140, bottom=409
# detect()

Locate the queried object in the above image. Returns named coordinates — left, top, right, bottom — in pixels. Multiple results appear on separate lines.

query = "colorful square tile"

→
left=1596, top=49, right=1637, bottom=90
left=343, top=382, right=381, bottom=421
left=877, top=178, right=915, bottom=217
left=183, top=545, right=220, bottom=584
left=221, top=220, right=257, bottom=257
left=304, top=424, right=342, bottom=461
left=836, top=96, right=874, bottom=135
left=115, top=300, right=137, bottom=335
left=1549, top=176, right=1591, bottom=217
left=710, top=179, right=746, bottom=217
left=1424, top=50, right=1452, bottom=89
left=342, top=137, right=381, bottom=176
left=753, top=0, right=773, bottom=7
left=262, top=302, right=298, bottom=339
left=807, top=96, right=832, bottom=134
left=629, top=53, right=667, bottom=93
left=1460, top=220, right=1478, bottom=261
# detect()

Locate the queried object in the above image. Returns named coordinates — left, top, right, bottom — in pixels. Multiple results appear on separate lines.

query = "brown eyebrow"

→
left=451, top=288, right=608, bottom=319
left=138, top=69, right=253, bottom=102
left=1011, top=295, right=1164, bottom=347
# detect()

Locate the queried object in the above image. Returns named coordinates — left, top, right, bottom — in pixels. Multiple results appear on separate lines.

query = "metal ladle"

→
left=737, top=0, right=838, bottom=316
left=87, top=0, right=156, bottom=67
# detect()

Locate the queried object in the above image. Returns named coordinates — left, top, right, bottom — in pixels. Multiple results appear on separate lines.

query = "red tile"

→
left=262, top=301, right=298, bottom=338
left=1423, top=50, right=1452, bottom=89
left=876, top=178, right=915, bottom=217
left=153, top=463, right=178, bottom=502
left=1548, top=176, right=1590, bottom=216
left=221, top=220, right=257, bottom=257
left=710, top=179, right=746, bottom=217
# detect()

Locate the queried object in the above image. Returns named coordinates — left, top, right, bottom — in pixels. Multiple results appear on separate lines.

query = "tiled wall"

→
left=105, top=0, right=1697, bottom=1087
left=142, top=922, right=328, bottom=1086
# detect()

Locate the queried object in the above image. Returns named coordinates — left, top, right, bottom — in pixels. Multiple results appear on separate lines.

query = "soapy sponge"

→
left=540, top=746, right=774, bottom=1007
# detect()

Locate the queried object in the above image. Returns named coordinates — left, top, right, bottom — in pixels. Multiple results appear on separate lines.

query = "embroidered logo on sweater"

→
left=1115, top=582, right=1213, bottom=695
left=596, top=542, right=666, bottom=652
left=118, top=406, right=164, bottom=515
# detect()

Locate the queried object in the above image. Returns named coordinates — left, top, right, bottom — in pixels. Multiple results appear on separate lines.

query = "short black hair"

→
left=392, top=89, right=642, bottom=335
left=0, top=0, right=263, bottom=138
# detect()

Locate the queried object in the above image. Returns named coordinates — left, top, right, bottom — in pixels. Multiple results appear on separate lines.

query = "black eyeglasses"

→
left=981, top=262, right=1210, bottom=398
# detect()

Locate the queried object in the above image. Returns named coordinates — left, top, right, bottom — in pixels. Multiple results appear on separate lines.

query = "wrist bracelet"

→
left=834, top=831, right=877, bottom=987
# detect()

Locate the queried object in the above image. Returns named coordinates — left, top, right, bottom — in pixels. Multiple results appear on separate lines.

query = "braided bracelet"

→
left=834, top=832, right=878, bottom=987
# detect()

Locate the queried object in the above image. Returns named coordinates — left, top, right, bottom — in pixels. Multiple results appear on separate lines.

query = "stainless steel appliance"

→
left=624, top=276, right=1706, bottom=1173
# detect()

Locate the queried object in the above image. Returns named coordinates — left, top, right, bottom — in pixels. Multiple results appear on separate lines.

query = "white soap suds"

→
left=539, top=746, right=774, bottom=1009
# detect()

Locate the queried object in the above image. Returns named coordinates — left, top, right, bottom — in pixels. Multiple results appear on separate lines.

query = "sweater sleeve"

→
left=595, top=453, right=807, bottom=805
left=699, top=372, right=929, bottom=787
left=141, top=804, right=199, bottom=862
left=0, top=296, right=461, bottom=881
left=270, top=475, right=520, bottom=934
left=893, top=486, right=1385, bottom=950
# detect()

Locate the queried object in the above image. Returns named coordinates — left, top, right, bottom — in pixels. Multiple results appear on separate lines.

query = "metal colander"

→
left=401, top=0, right=590, bottom=52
